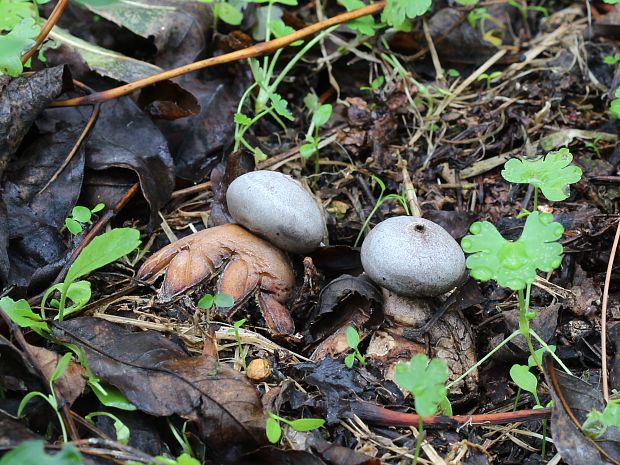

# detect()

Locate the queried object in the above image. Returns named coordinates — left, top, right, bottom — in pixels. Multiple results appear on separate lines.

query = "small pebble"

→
left=226, top=171, right=324, bottom=254
left=361, top=216, right=466, bottom=297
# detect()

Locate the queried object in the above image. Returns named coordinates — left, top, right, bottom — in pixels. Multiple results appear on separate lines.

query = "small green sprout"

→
left=65, top=203, right=105, bottom=235
left=510, top=346, right=555, bottom=410
left=583, top=399, right=620, bottom=439
left=197, top=292, right=235, bottom=311
left=394, top=354, right=451, bottom=465
left=265, top=412, right=325, bottom=444
left=461, top=211, right=564, bottom=292
left=446, top=68, right=460, bottom=78
left=477, top=71, right=502, bottom=89
left=228, top=318, right=247, bottom=370
left=360, top=75, right=385, bottom=92
left=300, top=93, right=333, bottom=171
left=354, top=175, right=410, bottom=247
left=603, top=53, right=620, bottom=65
left=18, top=353, right=73, bottom=442
left=501, top=148, right=582, bottom=203
left=611, top=88, right=620, bottom=120
left=344, top=326, right=366, bottom=368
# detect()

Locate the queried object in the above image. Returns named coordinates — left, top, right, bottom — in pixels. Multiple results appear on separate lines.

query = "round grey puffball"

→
left=361, top=216, right=466, bottom=297
left=226, top=170, right=324, bottom=254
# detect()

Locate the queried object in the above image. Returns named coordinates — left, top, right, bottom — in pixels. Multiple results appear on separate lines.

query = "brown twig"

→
left=50, top=1, right=386, bottom=107
left=21, top=0, right=69, bottom=65
left=350, top=400, right=551, bottom=429
left=601, top=218, right=620, bottom=402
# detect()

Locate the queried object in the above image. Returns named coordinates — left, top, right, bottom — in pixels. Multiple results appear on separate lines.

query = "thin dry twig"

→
left=21, top=0, right=69, bottom=64
left=601, top=218, right=620, bottom=402
left=50, top=2, right=386, bottom=107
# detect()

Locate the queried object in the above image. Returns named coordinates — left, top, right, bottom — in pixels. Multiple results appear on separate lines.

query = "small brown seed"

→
left=246, top=358, right=271, bottom=382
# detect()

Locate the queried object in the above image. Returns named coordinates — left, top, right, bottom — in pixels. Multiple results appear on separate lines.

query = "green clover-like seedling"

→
left=394, top=354, right=449, bottom=417
left=501, top=148, right=582, bottom=202
left=461, top=212, right=564, bottom=291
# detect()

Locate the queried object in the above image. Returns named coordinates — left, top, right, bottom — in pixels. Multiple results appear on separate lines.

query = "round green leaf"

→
left=344, top=353, right=355, bottom=369
left=197, top=294, right=214, bottom=310
left=214, top=292, right=235, bottom=308
left=300, top=143, right=316, bottom=159
left=311, top=104, right=332, bottom=127
left=461, top=212, right=564, bottom=291
left=501, top=148, right=582, bottom=201
left=72, top=206, right=92, bottom=223
left=65, top=217, right=83, bottom=235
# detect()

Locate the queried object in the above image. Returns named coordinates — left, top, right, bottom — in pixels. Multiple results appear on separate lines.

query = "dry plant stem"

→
left=601, top=218, right=620, bottom=402
left=350, top=400, right=551, bottom=429
left=21, top=0, right=69, bottom=64
left=0, top=309, right=80, bottom=441
left=50, top=2, right=386, bottom=107
left=422, top=18, right=443, bottom=82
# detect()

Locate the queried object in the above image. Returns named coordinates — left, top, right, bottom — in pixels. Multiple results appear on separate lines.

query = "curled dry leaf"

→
left=137, top=224, right=296, bottom=336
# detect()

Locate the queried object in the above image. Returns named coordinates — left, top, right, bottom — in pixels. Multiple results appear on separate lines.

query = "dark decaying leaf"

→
left=0, top=202, right=8, bottom=287
left=239, top=446, right=327, bottom=465
left=54, top=317, right=266, bottom=459
left=156, top=76, right=246, bottom=182
left=609, top=323, right=620, bottom=392
left=2, top=127, right=85, bottom=290
left=423, top=210, right=478, bottom=240
left=543, top=355, right=620, bottom=465
left=0, top=334, right=42, bottom=393
left=0, top=67, right=71, bottom=288
left=137, top=80, right=201, bottom=120
left=306, top=274, right=382, bottom=358
left=85, top=98, right=175, bottom=228
left=297, top=357, right=365, bottom=424
left=93, top=410, right=167, bottom=458
left=208, top=150, right=255, bottom=227
left=21, top=343, right=86, bottom=406
left=77, top=0, right=212, bottom=69
left=0, top=411, right=40, bottom=450
left=309, top=246, right=362, bottom=274
left=308, top=435, right=382, bottom=465
left=314, top=274, right=382, bottom=318
left=0, top=66, right=71, bottom=177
